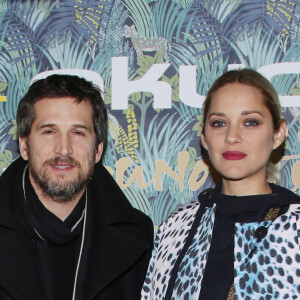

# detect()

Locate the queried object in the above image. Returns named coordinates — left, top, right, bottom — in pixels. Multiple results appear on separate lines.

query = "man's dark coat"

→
left=0, top=157, right=153, bottom=299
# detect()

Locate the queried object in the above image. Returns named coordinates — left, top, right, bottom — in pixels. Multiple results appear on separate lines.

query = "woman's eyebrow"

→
left=208, top=112, right=225, bottom=118
left=241, top=110, right=264, bottom=117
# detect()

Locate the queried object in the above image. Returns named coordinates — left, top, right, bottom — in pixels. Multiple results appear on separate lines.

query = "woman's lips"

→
left=222, top=151, right=247, bottom=160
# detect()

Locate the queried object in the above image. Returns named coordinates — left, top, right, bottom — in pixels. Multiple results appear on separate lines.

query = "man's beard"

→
left=29, top=156, right=94, bottom=203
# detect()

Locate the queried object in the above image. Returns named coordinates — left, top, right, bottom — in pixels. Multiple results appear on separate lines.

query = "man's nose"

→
left=54, top=134, right=73, bottom=156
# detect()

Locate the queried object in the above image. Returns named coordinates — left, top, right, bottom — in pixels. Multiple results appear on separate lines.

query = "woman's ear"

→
left=273, top=120, right=287, bottom=150
left=200, top=124, right=208, bottom=150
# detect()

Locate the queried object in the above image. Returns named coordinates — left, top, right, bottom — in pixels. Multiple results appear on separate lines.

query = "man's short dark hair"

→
left=16, top=74, right=108, bottom=147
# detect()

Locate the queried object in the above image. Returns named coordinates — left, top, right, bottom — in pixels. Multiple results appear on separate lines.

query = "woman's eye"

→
left=211, top=120, right=226, bottom=127
left=245, top=119, right=259, bottom=126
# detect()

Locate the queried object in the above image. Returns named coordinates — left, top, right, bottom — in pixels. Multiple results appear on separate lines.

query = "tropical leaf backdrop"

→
left=1, top=0, right=300, bottom=227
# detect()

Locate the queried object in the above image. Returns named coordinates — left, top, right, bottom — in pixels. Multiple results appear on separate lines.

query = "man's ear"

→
left=273, top=120, right=287, bottom=150
left=94, top=142, right=103, bottom=163
left=19, top=137, right=29, bottom=160
left=200, top=124, right=208, bottom=150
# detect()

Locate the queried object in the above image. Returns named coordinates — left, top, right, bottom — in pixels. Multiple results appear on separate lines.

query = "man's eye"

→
left=43, top=130, right=55, bottom=134
left=211, top=120, right=226, bottom=127
left=245, top=119, right=260, bottom=126
left=74, top=131, right=85, bottom=136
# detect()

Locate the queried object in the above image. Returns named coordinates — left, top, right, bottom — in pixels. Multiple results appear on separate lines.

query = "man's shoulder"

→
left=90, top=163, right=154, bottom=241
left=0, top=157, right=26, bottom=228
left=109, top=205, right=154, bottom=246
left=131, top=206, right=153, bottom=225
left=131, top=207, right=154, bottom=239
left=0, top=157, right=26, bottom=183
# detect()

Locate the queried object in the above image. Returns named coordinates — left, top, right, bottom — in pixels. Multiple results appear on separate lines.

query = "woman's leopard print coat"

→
left=142, top=187, right=300, bottom=300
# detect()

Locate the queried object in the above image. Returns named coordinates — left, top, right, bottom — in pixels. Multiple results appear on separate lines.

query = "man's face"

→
left=19, top=97, right=103, bottom=203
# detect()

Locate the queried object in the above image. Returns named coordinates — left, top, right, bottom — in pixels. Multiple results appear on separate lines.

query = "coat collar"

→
left=200, top=182, right=300, bottom=207
left=0, top=229, right=44, bottom=299
left=0, top=157, right=152, bottom=299
left=82, top=160, right=152, bottom=297
left=0, top=157, right=44, bottom=299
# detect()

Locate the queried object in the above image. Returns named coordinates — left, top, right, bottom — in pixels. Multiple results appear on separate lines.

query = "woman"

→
left=141, top=69, right=300, bottom=300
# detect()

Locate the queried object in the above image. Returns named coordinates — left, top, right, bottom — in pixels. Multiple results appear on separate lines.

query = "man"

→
left=0, top=74, right=153, bottom=299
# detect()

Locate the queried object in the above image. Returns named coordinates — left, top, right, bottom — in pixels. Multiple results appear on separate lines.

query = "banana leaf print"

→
left=0, top=0, right=299, bottom=226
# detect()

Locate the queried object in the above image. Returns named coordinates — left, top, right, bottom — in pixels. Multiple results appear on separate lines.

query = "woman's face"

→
left=201, top=83, right=285, bottom=183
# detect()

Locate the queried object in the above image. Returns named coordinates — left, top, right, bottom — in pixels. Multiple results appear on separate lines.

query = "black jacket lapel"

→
left=0, top=228, right=44, bottom=299
left=0, top=158, right=44, bottom=299
left=82, top=163, right=153, bottom=299
left=84, top=222, right=150, bottom=299
left=0, top=158, right=153, bottom=300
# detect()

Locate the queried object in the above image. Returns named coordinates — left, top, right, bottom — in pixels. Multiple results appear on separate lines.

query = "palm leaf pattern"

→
left=0, top=0, right=299, bottom=225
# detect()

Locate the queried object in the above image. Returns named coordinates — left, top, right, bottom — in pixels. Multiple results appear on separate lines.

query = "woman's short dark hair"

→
left=17, top=74, right=108, bottom=147
left=202, top=69, right=283, bottom=133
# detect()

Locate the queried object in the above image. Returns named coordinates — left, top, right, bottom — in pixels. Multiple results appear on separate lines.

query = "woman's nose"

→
left=224, top=125, right=242, bottom=144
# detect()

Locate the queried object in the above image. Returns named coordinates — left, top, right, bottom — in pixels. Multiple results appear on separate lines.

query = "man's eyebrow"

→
left=73, top=124, right=92, bottom=132
left=39, top=123, right=56, bottom=129
left=39, top=123, right=93, bottom=132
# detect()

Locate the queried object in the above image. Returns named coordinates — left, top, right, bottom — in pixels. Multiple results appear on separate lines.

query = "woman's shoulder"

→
left=155, top=201, right=200, bottom=236
left=270, top=183, right=300, bottom=204
left=163, top=200, right=200, bottom=228
left=154, top=200, right=204, bottom=256
left=161, top=188, right=214, bottom=228
left=170, top=200, right=200, bottom=217
left=288, top=204, right=300, bottom=216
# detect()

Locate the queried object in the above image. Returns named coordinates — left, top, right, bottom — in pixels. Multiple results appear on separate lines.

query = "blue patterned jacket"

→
left=142, top=186, right=300, bottom=300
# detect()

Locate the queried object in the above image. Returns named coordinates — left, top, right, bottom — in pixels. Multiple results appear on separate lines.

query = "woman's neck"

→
left=221, top=178, right=272, bottom=196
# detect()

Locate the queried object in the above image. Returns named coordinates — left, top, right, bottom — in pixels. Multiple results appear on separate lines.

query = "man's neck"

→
left=28, top=175, right=85, bottom=221
left=37, top=192, right=84, bottom=221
